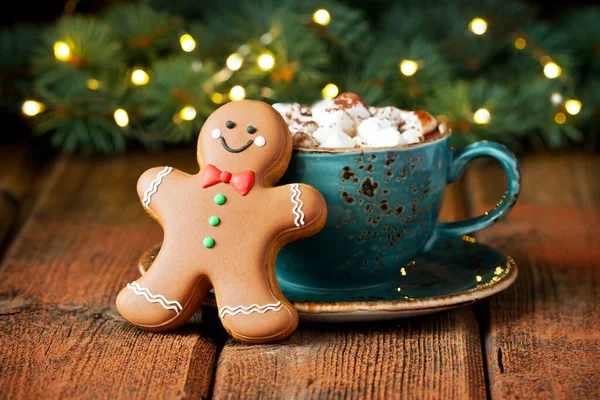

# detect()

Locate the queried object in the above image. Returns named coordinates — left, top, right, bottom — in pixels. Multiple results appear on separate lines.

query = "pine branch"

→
left=0, top=0, right=597, bottom=154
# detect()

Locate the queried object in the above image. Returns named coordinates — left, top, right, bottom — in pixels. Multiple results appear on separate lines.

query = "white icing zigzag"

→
left=219, top=301, right=283, bottom=318
left=142, top=166, right=173, bottom=208
left=126, top=281, right=183, bottom=314
left=290, top=184, right=305, bottom=227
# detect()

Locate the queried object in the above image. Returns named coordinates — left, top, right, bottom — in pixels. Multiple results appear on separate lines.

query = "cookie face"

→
left=116, top=100, right=327, bottom=343
left=199, top=100, right=291, bottom=187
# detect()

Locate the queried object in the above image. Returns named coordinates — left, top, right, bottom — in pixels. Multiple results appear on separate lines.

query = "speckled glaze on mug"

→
left=275, top=134, right=521, bottom=291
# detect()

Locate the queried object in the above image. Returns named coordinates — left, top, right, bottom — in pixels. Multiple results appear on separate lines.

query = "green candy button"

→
left=214, top=194, right=226, bottom=205
left=203, top=237, right=215, bottom=248
left=209, top=216, right=220, bottom=226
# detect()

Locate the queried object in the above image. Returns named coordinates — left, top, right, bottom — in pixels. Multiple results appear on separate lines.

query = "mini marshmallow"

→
left=362, top=127, right=407, bottom=147
left=353, top=136, right=368, bottom=147
left=373, top=107, right=405, bottom=128
left=332, top=93, right=372, bottom=124
left=313, top=126, right=356, bottom=148
left=378, top=127, right=408, bottom=146
left=284, top=103, right=308, bottom=124
left=357, top=117, right=410, bottom=147
left=311, top=98, right=335, bottom=111
left=289, top=116, right=319, bottom=135
left=346, top=105, right=371, bottom=125
left=293, top=132, right=319, bottom=148
left=356, top=117, right=395, bottom=138
left=402, top=129, right=422, bottom=144
left=333, top=92, right=371, bottom=125
left=272, top=92, right=438, bottom=150
left=400, top=112, right=424, bottom=134
left=291, top=103, right=307, bottom=118
left=312, top=108, right=356, bottom=137
left=272, top=103, right=294, bottom=123
left=438, top=122, right=449, bottom=135
left=356, top=118, right=407, bottom=147
left=413, top=110, right=438, bottom=134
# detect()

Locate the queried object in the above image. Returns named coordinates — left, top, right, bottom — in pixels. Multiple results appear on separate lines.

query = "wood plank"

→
left=214, top=309, right=486, bottom=399
left=0, top=144, right=49, bottom=253
left=466, top=152, right=600, bottom=399
left=0, top=147, right=225, bottom=399
left=212, top=183, right=488, bottom=399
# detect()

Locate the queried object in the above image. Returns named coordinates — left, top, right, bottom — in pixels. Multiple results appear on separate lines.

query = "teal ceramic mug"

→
left=275, top=133, right=521, bottom=291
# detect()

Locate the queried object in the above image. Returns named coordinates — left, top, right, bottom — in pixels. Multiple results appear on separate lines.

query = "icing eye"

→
left=225, top=120, right=235, bottom=129
left=211, top=128, right=222, bottom=139
left=254, top=136, right=266, bottom=147
left=246, top=126, right=257, bottom=134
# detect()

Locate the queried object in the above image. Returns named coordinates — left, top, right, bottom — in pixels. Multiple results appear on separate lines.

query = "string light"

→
left=469, top=18, right=488, bottom=35
left=179, top=106, right=197, bottom=121
left=473, top=108, right=491, bottom=124
left=87, top=79, right=100, bottom=90
left=229, top=85, right=246, bottom=101
left=400, top=60, right=418, bottom=76
left=554, top=112, right=566, bottom=124
left=322, top=83, right=339, bottom=99
left=261, top=87, right=274, bottom=98
left=179, top=34, right=196, bottom=52
left=238, top=45, right=251, bottom=56
left=313, top=9, right=331, bottom=26
left=550, top=92, right=563, bottom=105
left=543, top=62, right=561, bottom=79
left=257, top=53, right=276, bottom=71
left=211, top=93, right=224, bottom=104
left=260, top=33, right=274, bottom=45
left=21, top=100, right=44, bottom=116
left=114, top=109, right=129, bottom=127
left=131, top=69, right=149, bottom=85
left=191, top=61, right=203, bottom=71
left=53, top=42, right=72, bottom=61
left=565, top=99, right=582, bottom=115
left=476, top=275, right=483, bottom=282
left=514, top=38, right=526, bottom=50
left=226, top=53, right=243, bottom=71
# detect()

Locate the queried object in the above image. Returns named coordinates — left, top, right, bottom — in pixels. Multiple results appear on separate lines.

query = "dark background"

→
left=2, top=0, right=597, bottom=27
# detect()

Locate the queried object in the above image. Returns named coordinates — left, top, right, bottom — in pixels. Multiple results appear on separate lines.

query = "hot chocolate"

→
left=272, top=92, right=449, bottom=151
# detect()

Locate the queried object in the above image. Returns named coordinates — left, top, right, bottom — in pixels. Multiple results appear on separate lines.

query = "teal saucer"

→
left=138, top=236, right=517, bottom=322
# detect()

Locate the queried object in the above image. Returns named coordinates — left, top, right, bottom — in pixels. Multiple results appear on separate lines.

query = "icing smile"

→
left=221, top=136, right=253, bottom=153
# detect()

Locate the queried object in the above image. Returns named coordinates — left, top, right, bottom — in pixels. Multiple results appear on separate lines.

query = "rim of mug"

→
left=291, top=124, right=452, bottom=155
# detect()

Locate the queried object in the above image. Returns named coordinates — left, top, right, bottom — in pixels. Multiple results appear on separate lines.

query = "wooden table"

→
left=1, top=143, right=598, bottom=399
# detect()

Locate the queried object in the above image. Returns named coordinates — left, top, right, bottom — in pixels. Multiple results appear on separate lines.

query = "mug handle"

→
left=423, top=141, right=521, bottom=252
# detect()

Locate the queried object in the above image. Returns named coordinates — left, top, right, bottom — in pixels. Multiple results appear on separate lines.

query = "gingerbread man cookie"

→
left=116, top=100, right=327, bottom=343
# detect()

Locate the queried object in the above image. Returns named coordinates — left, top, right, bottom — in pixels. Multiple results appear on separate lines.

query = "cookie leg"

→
left=213, top=267, right=298, bottom=343
left=116, top=254, right=210, bottom=332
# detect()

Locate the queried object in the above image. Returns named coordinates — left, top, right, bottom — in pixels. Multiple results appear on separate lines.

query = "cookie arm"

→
left=136, top=166, right=176, bottom=220
left=277, top=183, right=327, bottom=229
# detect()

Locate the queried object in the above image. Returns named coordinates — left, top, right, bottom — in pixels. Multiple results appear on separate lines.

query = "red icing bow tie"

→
left=201, top=164, right=254, bottom=196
